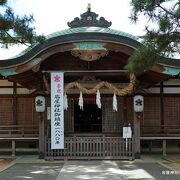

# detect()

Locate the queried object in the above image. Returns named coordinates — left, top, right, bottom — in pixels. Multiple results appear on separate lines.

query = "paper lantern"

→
left=134, top=95, right=144, bottom=112
left=35, top=96, right=45, bottom=112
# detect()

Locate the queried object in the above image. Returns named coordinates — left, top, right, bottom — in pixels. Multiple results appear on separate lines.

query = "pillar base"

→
left=38, top=152, right=44, bottom=159
left=134, top=152, right=141, bottom=159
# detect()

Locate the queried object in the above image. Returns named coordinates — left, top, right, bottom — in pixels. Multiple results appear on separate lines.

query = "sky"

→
left=0, top=0, right=154, bottom=60
left=8, top=0, right=147, bottom=35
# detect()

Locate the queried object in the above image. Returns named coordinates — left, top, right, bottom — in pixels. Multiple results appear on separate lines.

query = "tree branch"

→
left=3, top=30, right=30, bottom=47
left=157, top=3, right=179, bottom=18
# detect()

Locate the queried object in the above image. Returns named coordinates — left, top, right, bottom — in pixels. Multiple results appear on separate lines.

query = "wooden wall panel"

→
left=164, top=97, right=180, bottom=125
left=143, top=97, right=161, bottom=126
left=102, top=97, right=123, bottom=133
left=64, top=99, right=74, bottom=133
left=126, top=97, right=133, bottom=124
left=17, top=97, right=38, bottom=126
left=0, top=97, right=13, bottom=125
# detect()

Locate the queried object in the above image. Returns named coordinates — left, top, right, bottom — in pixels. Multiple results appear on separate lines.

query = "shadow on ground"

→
left=0, top=163, right=63, bottom=180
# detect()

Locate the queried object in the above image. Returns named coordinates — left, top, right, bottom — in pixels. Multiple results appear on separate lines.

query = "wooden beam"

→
left=140, top=137, right=180, bottom=140
left=42, top=70, right=128, bottom=73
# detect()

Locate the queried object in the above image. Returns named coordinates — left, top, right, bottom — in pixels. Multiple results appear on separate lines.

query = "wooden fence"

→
left=0, top=125, right=39, bottom=137
left=141, top=125, right=180, bottom=137
left=45, top=136, right=134, bottom=160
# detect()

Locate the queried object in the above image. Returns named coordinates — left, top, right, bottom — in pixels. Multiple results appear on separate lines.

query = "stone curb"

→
left=0, top=159, right=16, bottom=173
left=157, top=161, right=175, bottom=171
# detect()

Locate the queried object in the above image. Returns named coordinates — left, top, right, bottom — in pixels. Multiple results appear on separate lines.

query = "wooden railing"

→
left=141, top=125, right=180, bottom=137
left=45, top=135, right=134, bottom=160
left=0, top=125, right=39, bottom=138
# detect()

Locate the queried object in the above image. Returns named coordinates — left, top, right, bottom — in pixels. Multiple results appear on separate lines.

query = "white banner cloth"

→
left=51, top=72, right=64, bottom=149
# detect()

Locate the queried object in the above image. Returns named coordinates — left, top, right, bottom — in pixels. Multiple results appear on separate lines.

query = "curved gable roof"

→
left=0, top=6, right=179, bottom=77
left=0, top=27, right=141, bottom=69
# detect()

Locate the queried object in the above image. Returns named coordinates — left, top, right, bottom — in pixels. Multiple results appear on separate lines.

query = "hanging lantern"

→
left=134, top=95, right=144, bottom=112
left=78, top=91, right=83, bottom=110
left=64, top=93, right=68, bottom=110
left=96, top=89, right=101, bottom=109
left=35, top=96, right=45, bottom=112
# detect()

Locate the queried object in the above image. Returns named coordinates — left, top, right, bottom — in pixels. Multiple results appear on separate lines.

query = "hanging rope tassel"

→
left=64, top=93, right=68, bottom=110
left=96, top=89, right=101, bottom=109
left=78, top=91, right=83, bottom=110
left=113, top=93, right=118, bottom=111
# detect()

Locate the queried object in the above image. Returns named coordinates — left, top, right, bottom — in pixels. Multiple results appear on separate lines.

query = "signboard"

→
left=123, top=126, right=132, bottom=152
left=51, top=72, right=64, bottom=149
left=123, top=127, right=132, bottom=139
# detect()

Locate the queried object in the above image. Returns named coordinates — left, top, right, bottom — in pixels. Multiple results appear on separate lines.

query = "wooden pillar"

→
left=123, top=97, right=127, bottom=124
left=160, top=82, right=164, bottom=131
left=149, top=140, right=152, bottom=153
left=13, top=82, right=17, bottom=125
left=162, top=140, right=167, bottom=156
left=12, top=140, right=16, bottom=156
left=133, top=112, right=141, bottom=158
left=38, top=112, right=45, bottom=158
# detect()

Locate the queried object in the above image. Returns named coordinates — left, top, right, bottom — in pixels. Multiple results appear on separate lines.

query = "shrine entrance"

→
left=44, top=94, right=134, bottom=160
left=74, top=103, right=102, bottom=133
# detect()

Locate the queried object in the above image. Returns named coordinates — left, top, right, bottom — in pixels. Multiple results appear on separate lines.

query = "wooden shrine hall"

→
left=0, top=7, right=180, bottom=160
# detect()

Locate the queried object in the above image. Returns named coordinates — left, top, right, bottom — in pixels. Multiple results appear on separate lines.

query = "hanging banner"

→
left=51, top=72, right=64, bottom=149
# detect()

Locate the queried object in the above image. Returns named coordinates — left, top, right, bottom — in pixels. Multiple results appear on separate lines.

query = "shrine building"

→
left=0, top=7, right=180, bottom=159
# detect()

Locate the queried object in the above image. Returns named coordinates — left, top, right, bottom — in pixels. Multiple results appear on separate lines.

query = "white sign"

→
left=123, top=127, right=132, bottom=139
left=51, top=72, right=64, bottom=149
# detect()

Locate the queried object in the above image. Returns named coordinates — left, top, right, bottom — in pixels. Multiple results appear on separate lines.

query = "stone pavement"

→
left=0, top=155, right=180, bottom=180
left=0, top=163, right=63, bottom=180
left=57, top=160, right=180, bottom=180
left=162, top=155, right=180, bottom=171
left=57, top=160, right=122, bottom=180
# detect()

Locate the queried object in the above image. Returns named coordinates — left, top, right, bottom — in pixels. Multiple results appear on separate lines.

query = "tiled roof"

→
left=10, top=27, right=140, bottom=59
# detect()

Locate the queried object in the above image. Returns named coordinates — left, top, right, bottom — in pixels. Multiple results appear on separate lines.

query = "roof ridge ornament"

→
left=87, top=3, right=91, bottom=12
left=67, top=4, right=112, bottom=28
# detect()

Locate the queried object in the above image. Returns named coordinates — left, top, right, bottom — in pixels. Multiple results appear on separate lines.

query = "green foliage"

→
left=0, top=0, right=45, bottom=48
left=0, top=0, right=7, bottom=6
left=159, top=14, right=171, bottom=32
left=127, top=0, right=180, bottom=74
left=125, top=46, right=163, bottom=74
left=175, top=5, right=180, bottom=17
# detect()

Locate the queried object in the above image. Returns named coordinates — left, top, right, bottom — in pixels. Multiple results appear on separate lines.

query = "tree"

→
left=0, top=0, right=44, bottom=48
left=126, top=0, right=180, bottom=74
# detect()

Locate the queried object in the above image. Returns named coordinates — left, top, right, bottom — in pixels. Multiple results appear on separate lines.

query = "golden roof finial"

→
left=87, top=3, right=91, bottom=11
